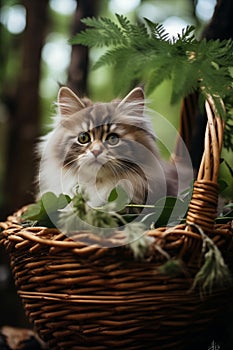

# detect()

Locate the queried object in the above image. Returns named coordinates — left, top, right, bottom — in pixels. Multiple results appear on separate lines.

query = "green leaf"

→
left=21, top=192, right=71, bottom=227
left=41, top=192, right=59, bottom=213
left=154, top=196, right=187, bottom=227
left=70, top=16, right=127, bottom=47
left=106, top=185, right=130, bottom=212
left=21, top=203, right=42, bottom=221
left=158, top=259, right=183, bottom=276
left=108, top=188, right=118, bottom=202
left=57, top=194, right=72, bottom=209
left=115, top=13, right=131, bottom=31
left=216, top=202, right=233, bottom=223
left=146, top=65, right=172, bottom=95
left=144, top=19, right=170, bottom=41
left=218, top=179, right=228, bottom=193
left=223, top=158, right=233, bottom=177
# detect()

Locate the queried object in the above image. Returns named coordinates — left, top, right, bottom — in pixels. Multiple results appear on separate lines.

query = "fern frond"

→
left=146, top=65, right=172, bottom=95
left=92, top=48, right=124, bottom=70
left=144, top=18, right=170, bottom=42
left=69, top=29, right=104, bottom=47
left=70, top=16, right=127, bottom=47
left=115, top=13, right=132, bottom=32
left=174, top=25, right=195, bottom=44
left=171, top=60, right=197, bottom=104
left=129, top=21, right=149, bottom=41
left=71, top=14, right=233, bottom=118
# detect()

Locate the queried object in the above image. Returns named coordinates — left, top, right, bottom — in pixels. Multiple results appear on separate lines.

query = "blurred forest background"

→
left=0, top=0, right=223, bottom=222
left=0, top=0, right=232, bottom=335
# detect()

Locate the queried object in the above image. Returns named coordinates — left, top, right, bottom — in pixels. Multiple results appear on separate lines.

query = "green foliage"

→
left=140, top=195, right=189, bottom=228
left=21, top=192, right=71, bottom=227
left=59, top=204, right=119, bottom=235
left=216, top=202, right=233, bottom=224
left=106, top=184, right=130, bottom=211
left=191, top=225, right=232, bottom=295
left=21, top=186, right=233, bottom=266
left=21, top=185, right=232, bottom=231
left=158, top=259, right=183, bottom=276
left=71, top=14, right=233, bottom=118
left=58, top=189, right=120, bottom=235
left=123, top=222, right=151, bottom=259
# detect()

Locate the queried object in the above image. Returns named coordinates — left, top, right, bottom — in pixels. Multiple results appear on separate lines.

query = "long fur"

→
left=36, top=87, right=192, bottom=208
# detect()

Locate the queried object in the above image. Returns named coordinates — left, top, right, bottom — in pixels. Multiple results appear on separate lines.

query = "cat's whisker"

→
left=37, top=86, right=191, bottom=207
left=111, top=159, right=143, bottom=177
left=61, top=158, right=80, bottom=181
left=107, top=160, right=145, bottom=187
left=62, top=156, right=80, bottom=172
left=62, top=158, right=78, bottom=169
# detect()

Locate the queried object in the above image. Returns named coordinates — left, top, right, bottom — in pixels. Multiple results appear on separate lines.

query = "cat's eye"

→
left=106, top=133, right=119, bottom=146
left=77, top=132, right=91, bottom=144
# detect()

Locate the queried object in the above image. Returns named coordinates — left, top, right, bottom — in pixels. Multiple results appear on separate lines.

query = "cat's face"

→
left=44, top=87, right=164, bottom=205
left=61, top=103, right=152, bottom=177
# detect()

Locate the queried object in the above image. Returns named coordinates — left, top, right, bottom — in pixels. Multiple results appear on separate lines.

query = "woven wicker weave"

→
left=1, top=99, right=233, bottom=350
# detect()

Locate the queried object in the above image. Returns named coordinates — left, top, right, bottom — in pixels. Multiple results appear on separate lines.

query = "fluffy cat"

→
left=37, top=87, right=192, bottom=208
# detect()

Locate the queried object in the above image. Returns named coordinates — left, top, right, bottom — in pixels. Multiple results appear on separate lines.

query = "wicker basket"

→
left=1, top=99, right=233, bottom=350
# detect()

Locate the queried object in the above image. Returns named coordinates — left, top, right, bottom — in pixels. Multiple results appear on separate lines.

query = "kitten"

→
left=37, top=87, right=192, bottom=209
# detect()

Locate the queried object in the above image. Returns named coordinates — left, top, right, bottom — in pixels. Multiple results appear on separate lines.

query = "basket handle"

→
left=186, top=97, right=225, bottom=233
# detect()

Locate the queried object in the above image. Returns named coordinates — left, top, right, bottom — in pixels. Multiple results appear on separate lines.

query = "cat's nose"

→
left=91, top=143, right=104, bottom=158
left=91, top=141, right=104, bottom=158
left=92, top=149, right=102, bottom=157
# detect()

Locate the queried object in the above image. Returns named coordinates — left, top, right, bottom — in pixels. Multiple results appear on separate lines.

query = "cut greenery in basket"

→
left=70, top=14, right=233, bottom=152
left=20, top=186, right=233, bottom=291
left=21, top=182, right=232, bottom=255
left=21, top=187, right=191, bottom=230
left=21, top=186, right=192, bottom=258
left=191, top=224, right=233, bottom=296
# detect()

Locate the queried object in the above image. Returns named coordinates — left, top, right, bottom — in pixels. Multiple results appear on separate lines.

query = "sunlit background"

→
left=0, top=0, right=216, bottom=101
left=2, top=0, right=227, bottom=210
left=3, top=0, right=231, bottom=208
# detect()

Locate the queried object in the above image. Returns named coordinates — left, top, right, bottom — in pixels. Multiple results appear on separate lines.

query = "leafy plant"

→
left=191, top=224, right=232, bottom=295
left=216, top=202, right=233, bottom=224
left=21, top=192, right=71, bottom=228
left=70, top=14, right=233, bottom=119
left=140, top=195, right=189, bottom=228
left=123, top=222, right=152, bottom=259
left=21, top=187, right=233, bottom=284
left=20, top=186, right=190, bottom=257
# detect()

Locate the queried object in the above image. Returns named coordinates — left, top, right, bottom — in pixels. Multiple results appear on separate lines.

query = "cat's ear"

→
left=58, top=87, right=85, bottom=117
left=118, top=87, right=145, bottom=114
left=120, top=87, right=144, bottom=104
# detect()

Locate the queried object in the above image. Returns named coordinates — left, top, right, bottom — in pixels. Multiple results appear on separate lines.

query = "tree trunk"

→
left=181, top=0, right=233, bottom=175
left=202, top=0, right=233, bottom=39
left=67, top=0, right=100, bottom=96
left=2, top=0, right=49, bottom=218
